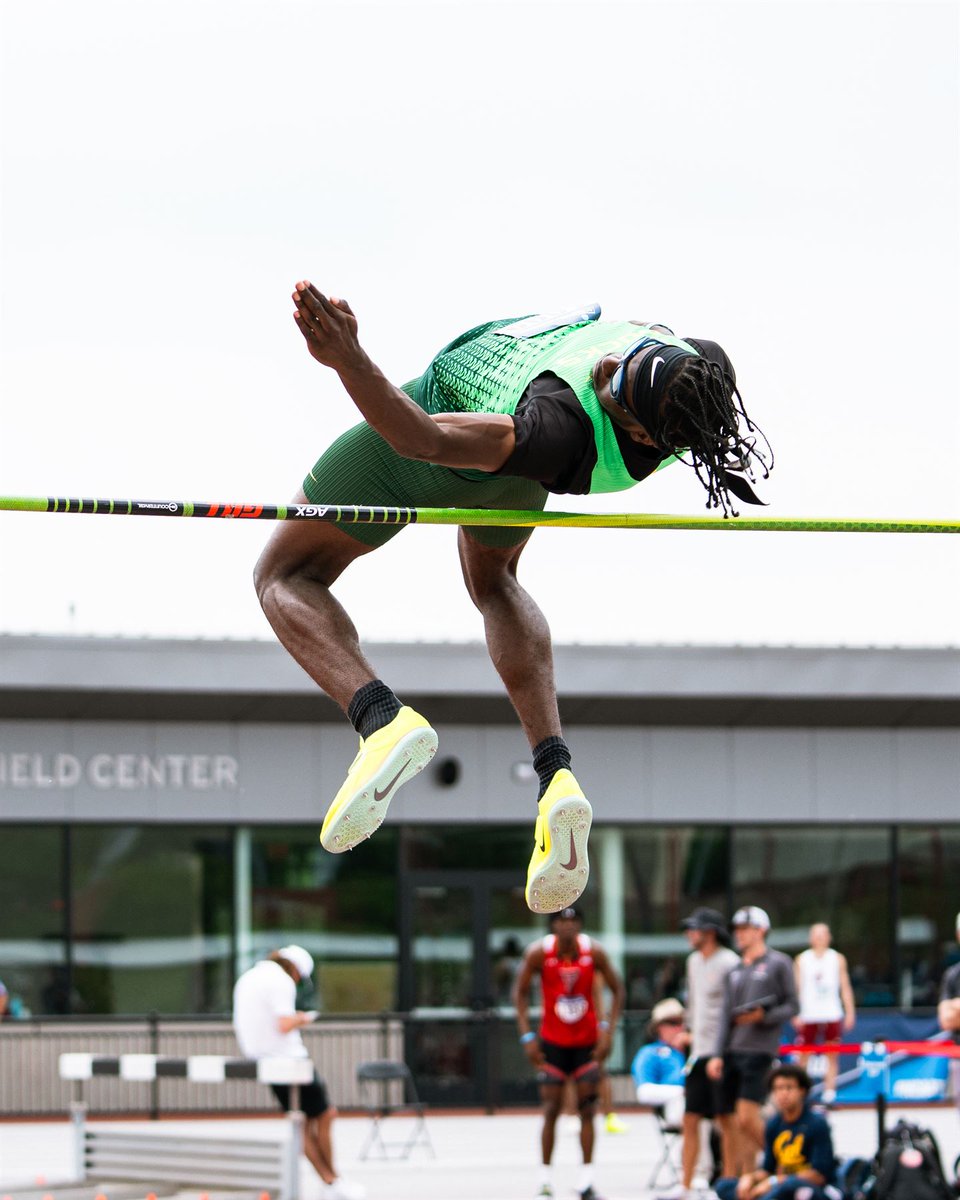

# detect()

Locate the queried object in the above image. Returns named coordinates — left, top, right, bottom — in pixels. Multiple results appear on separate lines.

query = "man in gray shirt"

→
left=706, top=906, right=799, bottom=1174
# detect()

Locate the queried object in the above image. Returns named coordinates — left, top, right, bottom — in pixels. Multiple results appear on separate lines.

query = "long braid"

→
left=661, top=358, right=773, bottom=517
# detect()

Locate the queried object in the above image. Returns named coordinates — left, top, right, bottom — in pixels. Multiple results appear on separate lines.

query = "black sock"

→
left=532, top=736, right=571, bottom=800
left=347, top=680, right=403, bottom=740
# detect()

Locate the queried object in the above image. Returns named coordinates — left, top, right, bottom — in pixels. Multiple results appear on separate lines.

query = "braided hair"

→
left=660, top=358, right=773, bottom=517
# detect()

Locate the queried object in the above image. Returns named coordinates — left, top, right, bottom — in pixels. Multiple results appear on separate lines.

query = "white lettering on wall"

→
left=0, top=752, right=240, bottom=791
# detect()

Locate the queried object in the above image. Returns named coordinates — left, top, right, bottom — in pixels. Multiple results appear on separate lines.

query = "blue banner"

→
left=784, top=1013, right=949, bottom=1104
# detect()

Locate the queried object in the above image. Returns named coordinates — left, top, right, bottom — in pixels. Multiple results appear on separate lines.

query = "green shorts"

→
left=303, top=422, right=548, bottom=548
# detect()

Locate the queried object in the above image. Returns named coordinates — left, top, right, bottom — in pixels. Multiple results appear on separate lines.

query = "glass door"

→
left=399, top=869, right=545, bottom=1105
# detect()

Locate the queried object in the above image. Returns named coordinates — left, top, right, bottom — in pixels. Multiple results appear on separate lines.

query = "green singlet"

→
left=303, top=415, right=548, bottom=548
left=302, top=314, right=690, bottom=547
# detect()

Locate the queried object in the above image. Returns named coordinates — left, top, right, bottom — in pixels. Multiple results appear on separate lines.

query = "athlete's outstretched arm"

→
left=292, top=281, right=515, bottom=470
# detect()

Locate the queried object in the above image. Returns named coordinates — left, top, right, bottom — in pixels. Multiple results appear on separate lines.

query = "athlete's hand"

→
left=292, top=281, right=363, bottom=372
left=706, top=1055, right=724, bottom=1082
left=593, top=1030, right=612, bottom=1062
left=734, top=1007, right=765, bottom=1026
left=523, top=1038, right=544, bottom=1068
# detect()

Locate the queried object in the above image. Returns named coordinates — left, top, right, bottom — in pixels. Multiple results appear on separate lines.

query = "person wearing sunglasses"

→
left=256, top=285, right=773, bottom=915
left=631, top=997, right=690, bottom=1126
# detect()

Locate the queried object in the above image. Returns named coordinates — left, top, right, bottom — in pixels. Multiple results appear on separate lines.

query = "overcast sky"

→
left=1, top=0, right=957, bottom=649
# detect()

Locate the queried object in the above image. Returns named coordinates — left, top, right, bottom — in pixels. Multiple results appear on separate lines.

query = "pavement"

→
left=1, top=1104, right=958, bottom=1200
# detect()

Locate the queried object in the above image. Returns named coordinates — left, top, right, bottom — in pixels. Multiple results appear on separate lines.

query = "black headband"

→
left=628, top=344, right=696, bottom=446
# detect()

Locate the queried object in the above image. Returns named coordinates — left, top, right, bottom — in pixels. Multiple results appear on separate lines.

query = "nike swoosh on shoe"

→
left=560, top=831, right=578, bottom=871
left=374, top=759, right=410, bottom=802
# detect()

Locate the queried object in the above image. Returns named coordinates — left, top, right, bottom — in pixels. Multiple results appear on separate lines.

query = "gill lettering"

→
left=207, top=504, right=264, bottom=518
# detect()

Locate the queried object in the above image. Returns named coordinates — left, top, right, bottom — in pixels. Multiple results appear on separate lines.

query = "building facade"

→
left=1, top=635, right=958, bottom=1027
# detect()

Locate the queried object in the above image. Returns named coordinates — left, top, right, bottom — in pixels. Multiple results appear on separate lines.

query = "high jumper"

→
left=253, top=282, right=772, bottom=913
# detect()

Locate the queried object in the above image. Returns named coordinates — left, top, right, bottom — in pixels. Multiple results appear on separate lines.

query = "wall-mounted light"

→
left=510, top=761, right=537, bottom=785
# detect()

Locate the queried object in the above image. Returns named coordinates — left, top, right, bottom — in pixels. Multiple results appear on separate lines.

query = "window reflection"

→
left=71, top=825, right=233, bottom=1015
left=250, top=827, right=399, bottom=1013
left=404, top=825, right=533, bottom=872
left=4, top=819, right=958, bottom=1018
left=733, top=826, right=893, bottom=1006
left=620, top=827, right=729, bottom=1010
left=898, top=828, right=960, bottom=1007
left=0, top=825, right=65, bottom=1017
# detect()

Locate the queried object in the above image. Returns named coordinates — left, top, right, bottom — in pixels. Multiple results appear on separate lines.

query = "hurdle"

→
left=59, top=1053, right=315, bottom=1200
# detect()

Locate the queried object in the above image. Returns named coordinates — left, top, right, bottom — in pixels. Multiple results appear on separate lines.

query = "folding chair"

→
left=648, top=1104, right=683, bottom=1188
left=356, top=1059, right=435, bottom=1161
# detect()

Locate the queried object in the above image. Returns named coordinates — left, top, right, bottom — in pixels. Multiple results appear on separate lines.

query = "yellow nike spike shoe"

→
left=320, top=707, right=438, bottom=853
left=524, top=768, right=592, bottom=913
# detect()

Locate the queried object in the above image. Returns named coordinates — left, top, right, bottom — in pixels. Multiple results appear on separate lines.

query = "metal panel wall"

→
left=0, top=719, right=957, bottom=825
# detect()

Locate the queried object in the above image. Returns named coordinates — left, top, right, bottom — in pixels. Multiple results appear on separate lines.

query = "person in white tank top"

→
left=792, top=924, right=856, bottom=1104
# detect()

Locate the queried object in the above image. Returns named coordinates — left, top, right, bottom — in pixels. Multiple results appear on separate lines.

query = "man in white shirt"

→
left=792, top=924, right=855, bottom=1106
left=681, top=907, right=740, bottom=1195
left=233, top=945, right=363, bottom=1200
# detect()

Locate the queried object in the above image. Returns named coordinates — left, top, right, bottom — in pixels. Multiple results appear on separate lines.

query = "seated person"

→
left=631, top=997, right=688, bottom=1126
left=714, top=1064, right=841, bottom=1200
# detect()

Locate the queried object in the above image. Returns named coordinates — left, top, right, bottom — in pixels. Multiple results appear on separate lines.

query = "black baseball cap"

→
left=681, top=907, right=731, bottom=945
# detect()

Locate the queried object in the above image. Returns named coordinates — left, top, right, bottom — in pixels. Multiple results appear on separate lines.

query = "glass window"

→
left=897, top=826, right=960, bottom=1007
left=404, top=826, right=536, bottom=875
left=71, top=826, right=233, bottom=1015
left=0, top=825, right=66, bottom=1017
left=249, top=827, right=399, bottom=1014
left=620, top=826, right=729, bottom=1011
left=488, top=879, right=553, bottom=1011
left=733, top=825, right=893, bottom=1006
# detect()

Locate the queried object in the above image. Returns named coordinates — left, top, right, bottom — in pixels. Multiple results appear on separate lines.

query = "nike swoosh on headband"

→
left=650, top=356, right=665, bottom=385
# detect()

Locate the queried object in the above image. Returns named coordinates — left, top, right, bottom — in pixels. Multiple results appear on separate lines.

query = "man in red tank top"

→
left=515, top=907, right=625, bottom=1200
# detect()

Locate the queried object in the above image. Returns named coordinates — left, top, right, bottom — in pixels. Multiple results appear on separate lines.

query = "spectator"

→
left=631, top=997, right=688, bottom=1126
left=681, top=907, right=740, bottom=1193
left=937, top=911, right=960, bottom=1122
left=707, top=907, right=799, bottom=1173
left=233, top=945, right=364, bottom=1200
left=714, top=1064, right=841, bottom=1200
left=0, top=980, right=24, bottom=1020
left=792, top=924, right=856, bottom=1106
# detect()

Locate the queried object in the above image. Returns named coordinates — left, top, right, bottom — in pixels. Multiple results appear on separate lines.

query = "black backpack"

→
left=865, top=1120, right=955, bottom=1200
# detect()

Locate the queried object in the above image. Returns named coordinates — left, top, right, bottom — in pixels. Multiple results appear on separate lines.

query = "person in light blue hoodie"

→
left=632, top=997, right=688, bottom=1125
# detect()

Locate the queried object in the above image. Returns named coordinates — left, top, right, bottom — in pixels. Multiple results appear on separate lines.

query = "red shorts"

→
left=797, top=1021, right=842, bottom=1044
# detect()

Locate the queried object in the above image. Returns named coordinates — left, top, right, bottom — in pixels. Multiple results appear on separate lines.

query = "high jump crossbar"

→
left=1, top=496, right=958, bottom=534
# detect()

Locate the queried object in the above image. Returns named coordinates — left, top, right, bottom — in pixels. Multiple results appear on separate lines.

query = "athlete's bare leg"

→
left=458, top=529, right=562, bottom=749
left=576, top=1078, right=597, bottom=1164
left=254, top=490, right=380, bottom=711
left=539, top=1083, right=563, bottom=1164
